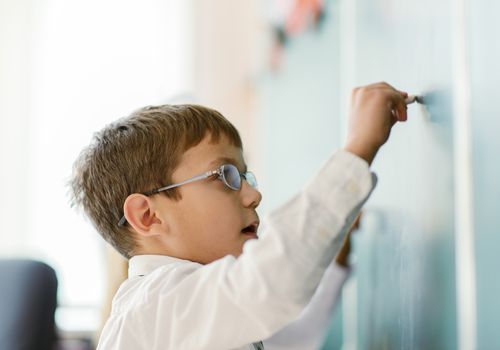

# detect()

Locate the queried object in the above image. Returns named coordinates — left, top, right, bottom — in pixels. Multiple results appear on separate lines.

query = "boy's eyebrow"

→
left=209, top=157, right=247, bottom=172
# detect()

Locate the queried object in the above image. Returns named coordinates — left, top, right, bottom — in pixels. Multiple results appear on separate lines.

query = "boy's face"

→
left=153, top=133, right=262, bottom=264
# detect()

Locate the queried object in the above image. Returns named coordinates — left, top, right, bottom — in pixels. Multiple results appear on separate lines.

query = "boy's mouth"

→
left=241, top=221, right=259, bottom=237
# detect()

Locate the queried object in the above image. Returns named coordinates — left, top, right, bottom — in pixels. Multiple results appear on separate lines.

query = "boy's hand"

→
left=344, top=82, right=408, bottom=165
left=335, top=212, right=362, bottom=267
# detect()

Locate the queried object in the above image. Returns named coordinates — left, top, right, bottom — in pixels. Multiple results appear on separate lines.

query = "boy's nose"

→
left=241, top=180, right=262, bottom=209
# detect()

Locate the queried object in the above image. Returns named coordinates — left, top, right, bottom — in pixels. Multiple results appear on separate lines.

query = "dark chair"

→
left=0, top=259, right=58, bottom=350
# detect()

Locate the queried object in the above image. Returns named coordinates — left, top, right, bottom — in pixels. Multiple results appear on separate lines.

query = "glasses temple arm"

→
left=118, top=169, right=219, bottom=226
left=149, top=170, right=218, bottom=194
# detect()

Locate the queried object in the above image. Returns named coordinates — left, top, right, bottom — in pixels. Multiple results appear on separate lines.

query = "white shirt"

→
left=97, top=150, right=376, bottom=350
left=262, top=262, right=349, bottom=350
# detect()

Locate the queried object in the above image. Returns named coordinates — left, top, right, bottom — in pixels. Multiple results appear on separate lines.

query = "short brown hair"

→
left=70, top=104, right=242, bottom=258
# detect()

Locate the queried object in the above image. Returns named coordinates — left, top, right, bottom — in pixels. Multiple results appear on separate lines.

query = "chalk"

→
left=405, top=95, right=424, bottom=105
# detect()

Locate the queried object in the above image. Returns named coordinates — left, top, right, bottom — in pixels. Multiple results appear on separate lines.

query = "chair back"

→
left=0, top=259, right=58, bottom=350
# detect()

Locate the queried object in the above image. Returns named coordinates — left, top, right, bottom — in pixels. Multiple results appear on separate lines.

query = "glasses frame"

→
left=117, top=163, right=257, bottom=226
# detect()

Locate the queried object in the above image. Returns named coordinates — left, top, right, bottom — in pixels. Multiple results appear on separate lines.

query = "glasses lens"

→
left=222, top=164, right=241, bottom=190
left=244, top=171, right=258, bottom=189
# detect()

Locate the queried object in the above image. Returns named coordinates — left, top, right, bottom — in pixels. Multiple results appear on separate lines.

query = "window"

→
left=0, top=0, right=193, bottom=334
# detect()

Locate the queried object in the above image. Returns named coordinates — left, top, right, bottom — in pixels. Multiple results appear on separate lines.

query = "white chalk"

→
left=405, top=95, right=424, bottom=105
left=405, top=95, right=417, bottom=104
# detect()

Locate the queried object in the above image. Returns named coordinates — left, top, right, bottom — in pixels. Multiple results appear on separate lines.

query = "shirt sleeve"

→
left=262, top=262, right=350, bottom=350
left=103, top=150, right=376, bottom=350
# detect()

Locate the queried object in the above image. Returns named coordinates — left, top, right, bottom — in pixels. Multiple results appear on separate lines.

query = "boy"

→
left=70, top=82, right=409, bottom=349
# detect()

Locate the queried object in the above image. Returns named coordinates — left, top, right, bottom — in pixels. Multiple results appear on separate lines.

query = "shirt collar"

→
left=128, top=254, right=194, bottom=278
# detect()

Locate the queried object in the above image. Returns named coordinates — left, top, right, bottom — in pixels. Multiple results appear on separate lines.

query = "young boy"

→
left=70, top=82, right=409, bottom=350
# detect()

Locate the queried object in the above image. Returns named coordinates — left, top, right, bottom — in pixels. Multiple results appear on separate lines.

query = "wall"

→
left=469, top=1, right=500, bottom=348
left=0, top=0, right=192, bottom=337
left=260, top=0, right=500, bottom=348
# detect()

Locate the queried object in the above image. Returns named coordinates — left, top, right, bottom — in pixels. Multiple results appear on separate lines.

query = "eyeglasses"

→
left=117, top=164, right=257, bottom=226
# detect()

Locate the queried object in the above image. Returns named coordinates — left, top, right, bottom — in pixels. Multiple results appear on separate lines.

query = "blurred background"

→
left=1, top=0, right=499, bottom=349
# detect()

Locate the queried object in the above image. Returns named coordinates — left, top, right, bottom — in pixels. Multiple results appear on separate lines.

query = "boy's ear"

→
left=123, top=194, right=165, bottom=237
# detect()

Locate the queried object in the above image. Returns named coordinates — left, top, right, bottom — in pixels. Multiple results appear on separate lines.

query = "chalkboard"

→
left=258, top=0, right=475, bottom=348
left=339, top=1, right=458, bottom=348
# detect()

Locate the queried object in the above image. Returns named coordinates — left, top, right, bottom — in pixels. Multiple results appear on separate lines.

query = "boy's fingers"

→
left=395, top=104, right=407, bottom=122
left=398, top=104, right=408, bottom=121
left=397, top=90, right=409, bottom=98
left=371, top=83, right=408, bottom=104
left=354, top=82, right=409, bottom=121
left=371, top=82, right=408, bottom=98
left=388, top=89, right=408, bottom=121
left=391, top=110, right=400, bottom=126
left=371, top=81, right=396, bottom=90
left=375, top=83, right=409, bottom=99
left=364, top=81, right=408, bottom=95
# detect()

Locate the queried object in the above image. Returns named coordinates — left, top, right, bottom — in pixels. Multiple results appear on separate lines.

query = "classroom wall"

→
left=260, top=0, right=498, bottom=348
left=469, top=1, right=500, bottom=348
left=0, top=0, right=34, bottom=255
left=258, top=1, right=342, bottom=215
